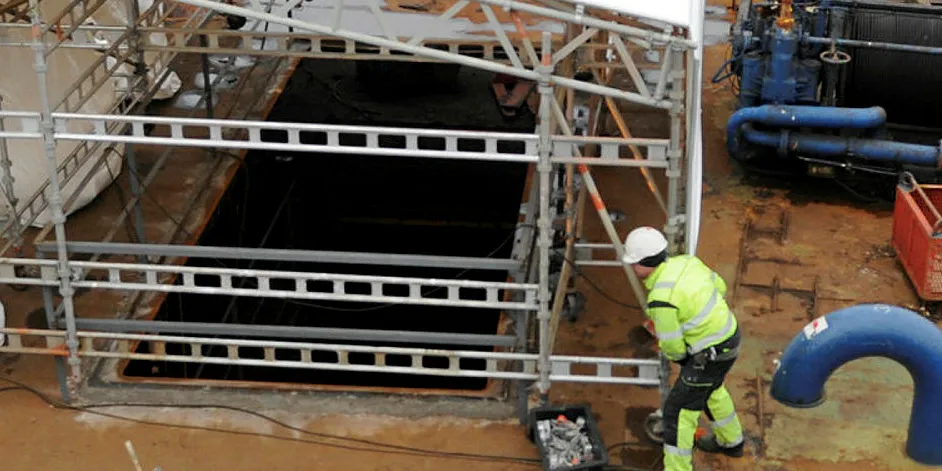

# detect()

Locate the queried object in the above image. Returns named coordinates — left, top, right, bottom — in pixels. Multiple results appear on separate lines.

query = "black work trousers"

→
left=662, top=327, right=743, bottom=471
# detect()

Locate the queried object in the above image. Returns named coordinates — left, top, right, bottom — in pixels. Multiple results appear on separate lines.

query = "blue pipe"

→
left=814, top=0, right=830, bottom=35
left=766, top=28, right=799, bottom=103
left=726, top=105, right=887, bottom=158
left=770, top=304, right=942, bottom=466
left=741, top=124, right=942, bottom=166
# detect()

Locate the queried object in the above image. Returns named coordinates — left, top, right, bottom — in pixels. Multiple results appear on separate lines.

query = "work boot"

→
left=695, top=435, right=744, bottom=458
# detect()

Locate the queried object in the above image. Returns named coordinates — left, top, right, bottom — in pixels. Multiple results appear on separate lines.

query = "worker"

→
left=622, top=226, right=744, bottom=471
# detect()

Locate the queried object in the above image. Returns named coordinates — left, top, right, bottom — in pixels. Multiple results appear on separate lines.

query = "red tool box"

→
left=892, top=172, right=942, bottom=303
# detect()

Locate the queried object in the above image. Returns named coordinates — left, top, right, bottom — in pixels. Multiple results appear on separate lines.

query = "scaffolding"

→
left=0, top=0, right=704, bottom=418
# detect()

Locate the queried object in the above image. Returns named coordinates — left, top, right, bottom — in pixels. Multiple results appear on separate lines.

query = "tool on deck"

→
left=125, top=440, right=163, bottom=471
left=125, top=441, right=145, bottom=471
left=529, top=404, right=609, bottom=471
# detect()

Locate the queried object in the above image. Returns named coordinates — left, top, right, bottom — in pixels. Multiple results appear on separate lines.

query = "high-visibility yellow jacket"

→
left=643, top=255, right=737, bottom=361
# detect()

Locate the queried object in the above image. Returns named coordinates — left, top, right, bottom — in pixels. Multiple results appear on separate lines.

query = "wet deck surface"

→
left=0, top=2, right=938, bottom=470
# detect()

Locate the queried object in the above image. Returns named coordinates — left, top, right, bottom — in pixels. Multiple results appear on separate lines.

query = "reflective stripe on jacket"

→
left=643, top=255, right=737, bottom=361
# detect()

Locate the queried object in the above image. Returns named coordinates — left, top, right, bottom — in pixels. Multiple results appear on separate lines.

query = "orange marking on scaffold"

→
left=50, top=344, right=69, bottom=357
left=510, top=13, right=528, bottom=37
left=589, top=192, right=605, bottom=211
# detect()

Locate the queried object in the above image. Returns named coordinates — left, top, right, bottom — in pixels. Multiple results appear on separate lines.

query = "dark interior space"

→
left=122, top=59, right=535, bottom=391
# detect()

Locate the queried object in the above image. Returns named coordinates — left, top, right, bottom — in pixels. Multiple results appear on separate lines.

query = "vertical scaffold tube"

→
left=536, top=32, right=555, bottom=400
left=547, top=86, right=648, bottom=315
left=126, top=0, right=148, bottom=248
left=28, top=0, right=82, bottom=391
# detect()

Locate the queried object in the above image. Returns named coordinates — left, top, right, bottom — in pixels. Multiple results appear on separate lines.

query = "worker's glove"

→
left=673, top=355, right=690, bottom=367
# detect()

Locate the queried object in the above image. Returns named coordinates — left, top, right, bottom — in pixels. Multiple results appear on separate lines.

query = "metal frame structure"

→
left=0, top=0, right=700, bottom=416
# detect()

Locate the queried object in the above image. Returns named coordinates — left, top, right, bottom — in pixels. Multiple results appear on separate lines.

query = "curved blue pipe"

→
left=726, top=105, right=887, bottom=158
left=741, top=124, right=941, bottom=166
left=770, top=304, right=942, bottom=466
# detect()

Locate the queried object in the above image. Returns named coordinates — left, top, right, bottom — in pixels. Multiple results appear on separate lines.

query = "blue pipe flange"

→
left=777, top=129, right=790, bottom=158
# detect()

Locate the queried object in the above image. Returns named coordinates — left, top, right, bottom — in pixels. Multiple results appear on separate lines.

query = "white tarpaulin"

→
left=0, top=0, right=180, bottom=228
left=557, top=0, right=699, bottom=28
left=685, top=0, right=706, bottom=256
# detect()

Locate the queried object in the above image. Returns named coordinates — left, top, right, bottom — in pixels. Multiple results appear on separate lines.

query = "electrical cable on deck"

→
left=0, top=375, right=540, bottom=466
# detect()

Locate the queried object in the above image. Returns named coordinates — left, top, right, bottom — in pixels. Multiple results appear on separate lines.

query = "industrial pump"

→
left=717, top=0, right=942, bottom=191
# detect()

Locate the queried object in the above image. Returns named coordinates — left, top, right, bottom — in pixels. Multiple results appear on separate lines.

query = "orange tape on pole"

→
left=511, top=14, right=528, bottom=38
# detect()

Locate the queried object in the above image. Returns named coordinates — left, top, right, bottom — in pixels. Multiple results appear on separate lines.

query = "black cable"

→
left=120, top=160, right=237, bottom=272
left=100, top=147, right=140, bottom=244
left=834, top=178, right=886, bottom=204
left=0, top=375, right=541, bottom=466
left=606, top=440, right=650, bottom=454
left=552, top=248, right=642, bottom=311
left=604, top=465, right=650, bottom=471
left=605, top=441, right=663, bottom=471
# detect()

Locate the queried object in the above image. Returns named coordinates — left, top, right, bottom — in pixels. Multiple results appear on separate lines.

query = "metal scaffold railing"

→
left=0, top=111, right=669, bottom=165
left=0, top=0, right=706, bottom=415
left=0, top=256, right=540, bottom=310
left=0, top=328, right=662, bottom=385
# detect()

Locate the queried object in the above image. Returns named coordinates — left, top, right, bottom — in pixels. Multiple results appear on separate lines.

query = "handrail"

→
left=899, top=172, right=942, bottom=235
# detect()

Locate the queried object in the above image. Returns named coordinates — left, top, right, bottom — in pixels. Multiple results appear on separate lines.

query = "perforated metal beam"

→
left=141, top=28, right=534, bottom=64
left=73, top=318, right=519, bottom=347
left=0, top=258, right=538, bottom=310
left=36, top=241, right=521, bottom=270
left=0, top=328, right=662, bottom=386
left=0, top=111, right=670, bottom=166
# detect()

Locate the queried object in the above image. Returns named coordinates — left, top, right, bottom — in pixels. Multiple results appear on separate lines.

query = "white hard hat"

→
left=622, top=226, right=668, bottom=265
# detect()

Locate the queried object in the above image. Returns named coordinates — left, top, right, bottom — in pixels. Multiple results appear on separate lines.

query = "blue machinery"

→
left=720, top=0, right=942, bottom=180
left=771, top=304, right=942, bottom=466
